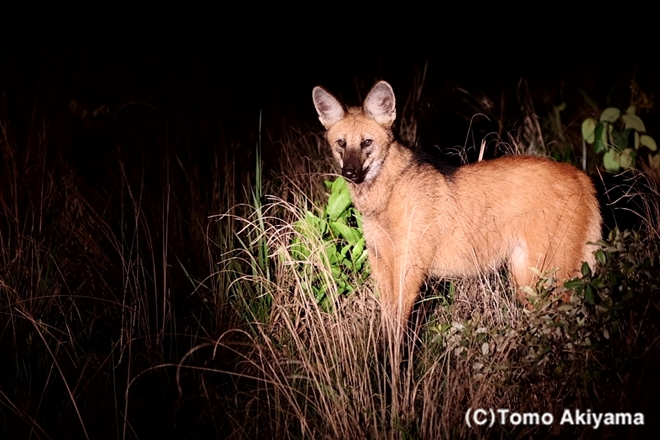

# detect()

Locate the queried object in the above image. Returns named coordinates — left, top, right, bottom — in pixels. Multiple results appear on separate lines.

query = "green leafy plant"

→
left=565, top=228, right=658, bottom=320
left=291, top=177, right=369, bottom=311
left=582, top=106, right=657, bottom=172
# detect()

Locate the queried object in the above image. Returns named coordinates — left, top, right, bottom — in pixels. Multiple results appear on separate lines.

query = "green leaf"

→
left=295, top=211, right=326, bottom=238
left=641, top=134, right=657, bottom=151
left=621, top=114, right=646, bottom=132
left=355, top=249, right=369, bottom=269
left=325, top=245, right=339, bottom=264
left=595, top=249, right=607, bottom=265
left=330, top=221, right=360, bottom=244
left=333, top=213, right=348, bottom=226
left=315, top=286, right=327, bottom=302
left=581, top=262, right=591, bottom=277
left=350, top=237, right=365, bottom=264
left=603, top=149, right=620, bottom=172
left=326, top=177, right=353, bottom=221
left=600, top=107, right=621, bottom=123
left=611, top=129, right=628, bottom=149
left=619, top=148, right=636, bottom=169
left=291, top=239, right=310, bottom=260
left=519, top=285, right=536, bottom=297
left=339, top=244, right=353, bottom=266
left=331, top=175, right=347, bottom=192
left=564, top=279, right=584, bottom=289
left=309, top=211, right=327, bottom=234
left=355, top=211, right=364, bottom=229
left=582, top=118, right=597, bottom=144
left=593, top=123, right=608, bottom=153
left=634, top=131, right=640, bottom=149
left=626, top=106, right=636, bottom=115
left=584, top=283, right=595, bottom=304
left=528, top=267, right=543, bottom=277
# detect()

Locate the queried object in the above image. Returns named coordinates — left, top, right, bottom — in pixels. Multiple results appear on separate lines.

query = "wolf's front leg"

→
left=377, top=258, right=424, bottom=341
left=393, top=262, right=425, bottom=329
left=367, top=251, right=398, bottom=334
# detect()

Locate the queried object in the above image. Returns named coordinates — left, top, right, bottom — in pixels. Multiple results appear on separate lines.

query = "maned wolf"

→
left=312, top=80, right=601, bottom=330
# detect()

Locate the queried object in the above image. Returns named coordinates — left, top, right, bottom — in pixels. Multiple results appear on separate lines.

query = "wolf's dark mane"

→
left=410, top=146, right=458, bottom=178
left=399, top=141, right=458, bottom=178
left=388, top=124, right=458, bottom=178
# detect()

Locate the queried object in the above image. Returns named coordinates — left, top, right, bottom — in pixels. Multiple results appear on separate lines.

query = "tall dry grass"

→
left=1, top=81, right=659, bottom=439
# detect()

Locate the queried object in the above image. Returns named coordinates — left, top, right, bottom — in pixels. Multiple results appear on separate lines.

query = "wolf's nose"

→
left=342, top=167, right=359, bottom=182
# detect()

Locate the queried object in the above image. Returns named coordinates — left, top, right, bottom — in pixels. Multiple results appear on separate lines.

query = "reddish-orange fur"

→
left=313, top=81, right=601, bottom=330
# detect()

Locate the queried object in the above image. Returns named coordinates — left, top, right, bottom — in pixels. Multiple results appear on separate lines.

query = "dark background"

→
left=1, top=9, right=659, bottom=439
left=3, top=11, right=658, bottom=160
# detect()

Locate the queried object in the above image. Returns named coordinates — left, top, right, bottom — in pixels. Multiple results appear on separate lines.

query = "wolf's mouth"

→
left=358, top=166, right=369, bottom=184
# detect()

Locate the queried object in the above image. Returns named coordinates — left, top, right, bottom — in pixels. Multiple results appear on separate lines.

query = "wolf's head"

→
left=312, top=81, right=396, bottom=185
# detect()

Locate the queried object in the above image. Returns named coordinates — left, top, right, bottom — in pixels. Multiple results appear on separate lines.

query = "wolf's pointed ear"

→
left=364, top=81, right=396, bottom=127
left=313, top=86, right=345, bottom=129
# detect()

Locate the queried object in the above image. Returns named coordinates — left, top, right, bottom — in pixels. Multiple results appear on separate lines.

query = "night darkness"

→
left=2, top=10, right=660, bottom=439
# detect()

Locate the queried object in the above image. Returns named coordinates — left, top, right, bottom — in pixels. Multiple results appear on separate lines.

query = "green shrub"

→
left=582, top=106, right=658, bottom=172
left=290, top=177, right=369, bottom=311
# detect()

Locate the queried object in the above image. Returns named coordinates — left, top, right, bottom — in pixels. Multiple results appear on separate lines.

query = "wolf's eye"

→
left=360, top=139, right=373, bottom=148
left=337, top=139, right=346, bottom=148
